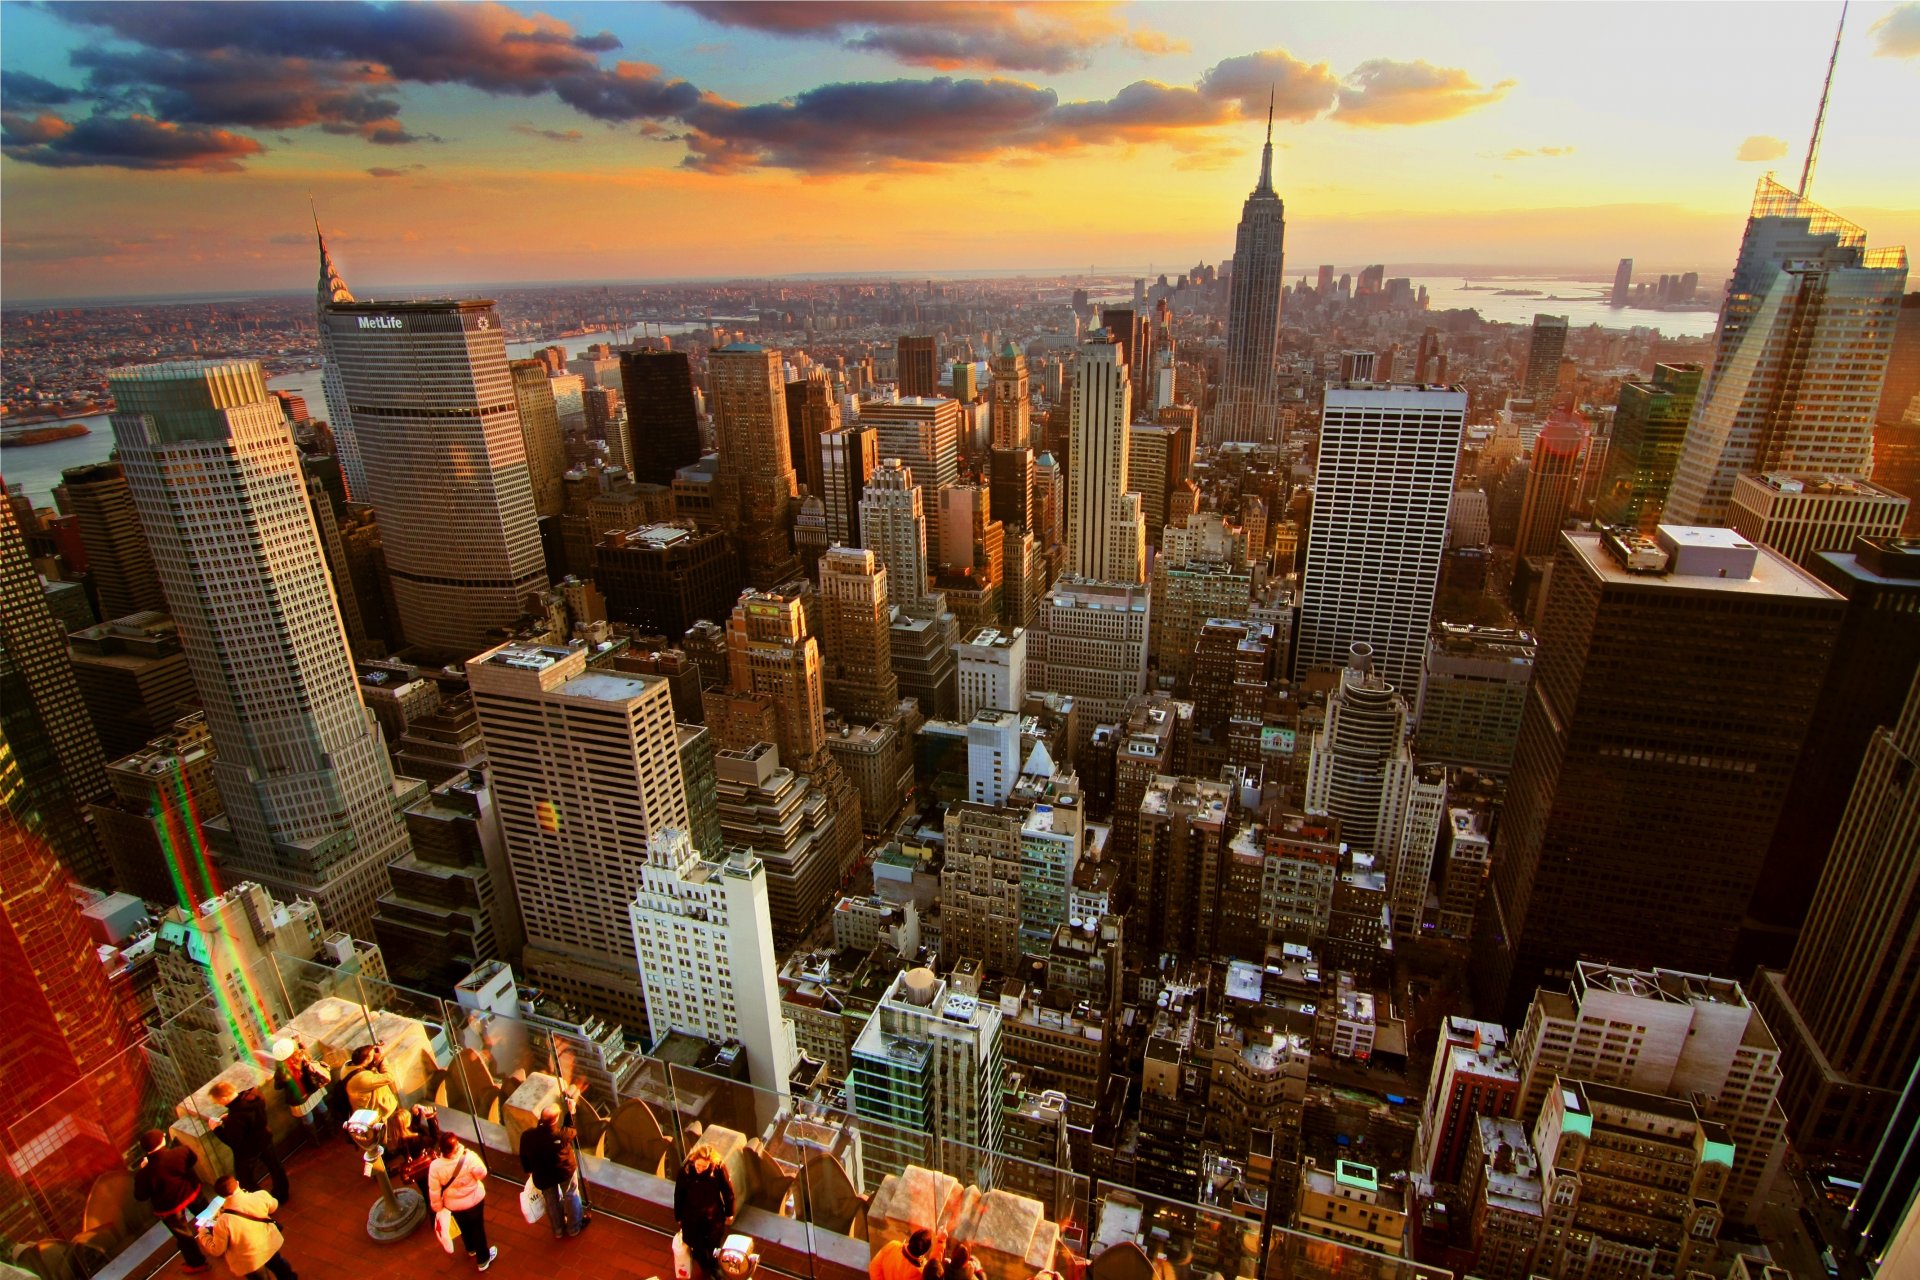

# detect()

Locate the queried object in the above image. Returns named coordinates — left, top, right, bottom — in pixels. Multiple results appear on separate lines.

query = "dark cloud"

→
left=1, top=72, right=85, bottom=109
left=676, top=50, right=1341, bottom=173
left=73, top=47, right=405, bottom=138
left=512, top=123, right=586, bottom=142
left=1, top=111, right=264, bottom=171
left=366, top=163, right=425, bottom=177
left=670, top=1, right=1180, bottom=74
left=1335, top=59, right=1513, bottom=127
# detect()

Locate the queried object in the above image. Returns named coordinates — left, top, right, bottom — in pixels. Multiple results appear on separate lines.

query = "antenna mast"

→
left=1799, top=1, right=1847, bottom=198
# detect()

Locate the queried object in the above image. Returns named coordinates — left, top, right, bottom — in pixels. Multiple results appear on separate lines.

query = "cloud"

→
left=512, top=123, right=586, bottom=142
left=1500, top=144, right=1575, bottom=159
left=1737, top=134, right=1789, bottom=162
left=1335, top=59, right=1513, bottom=127
left=0, top=73, right=85, bottom=109
left=1871, top=3, right=1920, bottom=56
left=366, top=163, right=425, bottom=177
left=670, top=1, right=1180, bottom=73
left=72, top=46, right=408, bottom=140
left=1, top=111, right=264, bottom=170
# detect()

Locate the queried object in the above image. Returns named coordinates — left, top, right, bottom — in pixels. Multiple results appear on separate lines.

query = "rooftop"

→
left=1570, top=529, right=1841, bottom=600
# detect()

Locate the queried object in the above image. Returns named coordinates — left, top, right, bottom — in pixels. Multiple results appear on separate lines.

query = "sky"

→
left=1, top=1, right=1917, bottom=301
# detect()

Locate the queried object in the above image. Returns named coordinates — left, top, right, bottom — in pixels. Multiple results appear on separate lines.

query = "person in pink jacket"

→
left=428, top=1133, right=497, bottom=1271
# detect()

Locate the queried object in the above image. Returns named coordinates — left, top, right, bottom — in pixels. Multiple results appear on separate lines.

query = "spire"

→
left=1254, top=87, right=1276, bottom=195
left=1798, top=0, right=1848, bottom=198
left=313, top=199, right=355, bottom=307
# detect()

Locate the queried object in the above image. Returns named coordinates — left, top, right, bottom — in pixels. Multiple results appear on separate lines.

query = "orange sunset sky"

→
left=1, top=1, right=1916, bottom=300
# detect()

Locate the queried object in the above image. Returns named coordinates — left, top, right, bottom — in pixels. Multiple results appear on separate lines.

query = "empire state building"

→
left=1213, top=104, right=1287, bottom=446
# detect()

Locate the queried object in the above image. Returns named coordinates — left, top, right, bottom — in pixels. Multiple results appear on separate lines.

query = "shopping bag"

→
left=520, top=1177, right=546, bottom=1224
left=671, top=1230, right=695, bottom=1280
left=434, top=1208, right=460, bottom=1254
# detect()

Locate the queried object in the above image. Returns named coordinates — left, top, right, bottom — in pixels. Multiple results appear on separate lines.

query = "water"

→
left=0, top=327, right=676, bottom=507
left=1413, top=276, right=1719, bottom=337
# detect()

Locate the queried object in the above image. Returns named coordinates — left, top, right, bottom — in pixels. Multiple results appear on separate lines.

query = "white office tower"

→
left=1029, top=576, right=1150, bottom=755
left=955, top=625, right=1028, bottom=722
left=469, top=641, right=689, bottom=1030
left=317, top=242, right=547, bottom=657
left=1511, top=962, right=1788, bottom=1225
left=1153, top=349, right=1176, bottom=412
left=110, top=360, right=411, bottom=938
left=629, top=828, right=797, bottom=1095
left=1295, top=384, right=1465, bottom=696
left=861, top=458, right=930, bottom=613
left=1066, top=335, right=1142, bottom=583
left=1304, top=644, right=1447, bottom=937
left=848, top=966, right=1006, bottom=1183
left=967, top=708, right=1022, bottom=807
left=1666, top=178, right=1909, bottom=525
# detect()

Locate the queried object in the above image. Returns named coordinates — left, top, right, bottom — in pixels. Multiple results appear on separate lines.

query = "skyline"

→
left=1, top=1, right=1917, bottom=301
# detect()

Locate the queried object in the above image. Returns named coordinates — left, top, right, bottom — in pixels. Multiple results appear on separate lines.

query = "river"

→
left=1413, top=275, right=1719, bottom=336
left=0, top=327, right=690, bottom=507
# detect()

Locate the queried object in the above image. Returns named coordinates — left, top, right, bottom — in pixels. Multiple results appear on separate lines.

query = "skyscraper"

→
left=1748, top=537, right=1920, bottom=965
left=849, top=966, right=1005, bottom=1182
left=317, top=241, right=548, bottom=657
left=861, top=458, right=930, bottom=613
left=0, top=739, right=144, bottom=1238
left=896, top=335, right=940, bottom=399
left=0, top=493, right=109, bottom=884
left=1511, top=962, right=1789, bottom=1226
left=1513, top=414, right=1589, bottom=560
left=1752, top=669, right=1920, bottom=1167
left=785, top=373, right=839, bottom=499
left=56, top=462, right=166, bottom=619
left=629, top=829, right=797, bottom=1094
left=1610, top=258, right=1633, bottom=308
left=617, top=348, right=705, bottom=486
left=861, top=396, right=962, bottom=494
left=1295, top=384, right=1465, bottom=696
left=1029, top=576, right=1149, bottom=755
left=1481, top=527, right=1843, bottom=1020
left=709, top=343, right=801, bottom=587
left=508, top=360, right=569, bottom=522
left=469, top=640, right=688, bottom=1028
left=1521, top=314, right=1568, bottom=406
left=1066, top=334, right=1140, bottom=583
left=1304, top=644, right=1447, bottom=938
left=110, top=359, right=411, bottom=937
left=1593, top=363, right=1703, bottom=530
left=1215, top=105, right=1286, bottom=446
left=818, top=546, right=901, bottom=724
left=1665, top=179, right=1909, bottom=525
left=991, top=340, right=1030, bottom=449
left=818, top=424, right=879, bottom=548
left=1726, top=472, right=1907, bottom=571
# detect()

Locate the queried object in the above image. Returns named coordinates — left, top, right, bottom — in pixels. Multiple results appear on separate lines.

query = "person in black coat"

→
left=209, top=1080, right=290, bottom=1202
left=134, top=1129, right=209, bottom=1272
left=674, top=1146, right=736, bottom=1280
left=518, top=1104, right=583, bottom=1238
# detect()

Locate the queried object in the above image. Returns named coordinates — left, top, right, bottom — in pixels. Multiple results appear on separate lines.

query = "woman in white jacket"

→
left=428, top=1133, right=497, bottom=1271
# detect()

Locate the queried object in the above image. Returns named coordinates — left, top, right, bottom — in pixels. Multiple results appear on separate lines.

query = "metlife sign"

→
left=357, top=315, right=404, bottom=330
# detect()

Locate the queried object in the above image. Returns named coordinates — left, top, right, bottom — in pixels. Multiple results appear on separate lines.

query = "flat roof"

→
left=1565, top=531, right=1841, bottom=601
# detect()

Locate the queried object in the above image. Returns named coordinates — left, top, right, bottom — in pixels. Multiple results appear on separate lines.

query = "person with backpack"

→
left=429, top=1132, right=497, bottom=1272
left=196, top=1174, right=296, bottom=1280
left=133, top=1128, right=208, bottom=1273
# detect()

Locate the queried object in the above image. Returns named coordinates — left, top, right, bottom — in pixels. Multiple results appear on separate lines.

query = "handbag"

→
left=434, top=1208, right=460, bottom=1254
left=519, top=1176, right=546, bottom=1224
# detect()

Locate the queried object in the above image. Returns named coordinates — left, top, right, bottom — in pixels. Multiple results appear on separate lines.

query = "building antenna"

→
left=1799, top=1, right=1847, bottom=198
